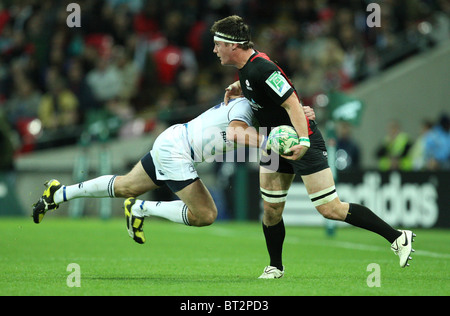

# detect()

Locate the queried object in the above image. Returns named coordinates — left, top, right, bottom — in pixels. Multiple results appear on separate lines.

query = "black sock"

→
left=262, top=219, right=285, bottom=270
left=344, top=203, right=402, bottom=243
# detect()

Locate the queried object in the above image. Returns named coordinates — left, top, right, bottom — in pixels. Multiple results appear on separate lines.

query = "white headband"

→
left=214, top=32, right=248, bottom=44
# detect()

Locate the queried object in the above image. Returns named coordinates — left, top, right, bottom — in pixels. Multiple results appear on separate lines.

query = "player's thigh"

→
left=115, top=161, right=160, bottom=197
left=260, top=166, right=295, bottom=191
left=175, top=178, right=217, bottom=223
left=301, top=168, right=335, bottom=194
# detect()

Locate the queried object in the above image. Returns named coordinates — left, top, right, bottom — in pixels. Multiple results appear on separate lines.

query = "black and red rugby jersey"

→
left=238, top=50, right=312, bottom=136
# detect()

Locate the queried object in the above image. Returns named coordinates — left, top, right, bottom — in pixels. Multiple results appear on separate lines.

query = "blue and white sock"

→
left=54, top=175, right=117, bottom=204
left=132, top=199, right=190, bottom=226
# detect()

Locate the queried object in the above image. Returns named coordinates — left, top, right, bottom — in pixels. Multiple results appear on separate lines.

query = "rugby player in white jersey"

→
left=32, top=97, right=315, bottom=244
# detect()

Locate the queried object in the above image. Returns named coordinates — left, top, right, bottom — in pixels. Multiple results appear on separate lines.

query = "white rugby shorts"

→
left=150, top=124, right=199, bottom=182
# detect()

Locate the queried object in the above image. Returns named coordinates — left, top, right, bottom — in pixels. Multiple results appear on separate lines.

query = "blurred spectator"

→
left=0, top=109, right=15, bottom=171
left=320, top=38, right=354, bottom=92
left=334, top=10, right=368, bottom=82
left=109, top=6, right=133, bottom=46
left=4, top=75, right=41, bottom=127
left=430, top=0, right=450, bottom=43
left=112, top=45, right=140, bottom=101
left=106, top=0, right=143, bottom=14
left=66, top=58, right=101, bottom=124
left=408, top=119, right=433, bottom=170
left=133, top=0, right=160, bottom=36
left=0, top=0, right=447, bottom=156
left=292, top=57, right=324, bottom=106
left=152, top=42, right=195, bottom=86
left=335, top=121, right=361, bottom=171
left=424, top=113, right=450, bottom=170
left=23, top=10, right=50, bottom=75
left=0, top=57, right=7, bottom=99
left=292, top=0, right=318, bottom=26
left=38, top=75, right=79, bottom=130
left=376, top=119, right=413, bottom=171
left=86, top=56, right=122, bottom=104
left=163, top=10, right=188, bottom=46
left=176, top=69, right=198, bottom=107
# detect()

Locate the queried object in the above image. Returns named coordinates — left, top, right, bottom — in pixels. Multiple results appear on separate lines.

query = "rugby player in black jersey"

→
left=211, top=15, right=415, bottom=278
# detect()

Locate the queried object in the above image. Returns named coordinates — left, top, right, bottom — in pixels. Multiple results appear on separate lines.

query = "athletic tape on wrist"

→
left=299, top=137, right=310, bottom=148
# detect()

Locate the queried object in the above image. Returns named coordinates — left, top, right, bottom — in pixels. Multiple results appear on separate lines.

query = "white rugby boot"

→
left=258, top=266, right=284, bottom=279
left=391, top=230, right=416, bottom=267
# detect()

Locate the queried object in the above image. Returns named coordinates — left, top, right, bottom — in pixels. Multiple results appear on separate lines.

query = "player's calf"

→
left=113, top=175, right=148, bottom=198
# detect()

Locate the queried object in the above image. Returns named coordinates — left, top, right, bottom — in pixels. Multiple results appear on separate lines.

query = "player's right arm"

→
left=226, top=120, right=265, bottom=149
left=280, top=93, right=310, bottom=160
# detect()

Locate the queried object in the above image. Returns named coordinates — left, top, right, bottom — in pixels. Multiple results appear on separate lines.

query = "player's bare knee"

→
left=317, top=204, right=345, bottom=221
left=309, top=187, right=345, bottom=221
left=263, top=203, right=283, bottom=226
left=203, top=210, right=217, bottom=226
left=318, top=207, right=336, bottom=220
left=191, top=206, right=217, bottom=227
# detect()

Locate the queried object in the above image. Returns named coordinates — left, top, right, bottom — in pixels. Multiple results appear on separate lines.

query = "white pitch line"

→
left=330, top=241, right=450, bottom=259
left=284, top=236, right=450, bottom=259
left=206, top=228, right=450, bottom=260
left=412, top=249, right=450, bottom=259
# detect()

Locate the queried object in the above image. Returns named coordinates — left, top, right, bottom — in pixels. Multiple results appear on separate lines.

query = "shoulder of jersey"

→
left=229, top=97, right=251, bottom=109
left=247, top=57, right=277, bottom=77
left=252, top=55, right=276, bottom=66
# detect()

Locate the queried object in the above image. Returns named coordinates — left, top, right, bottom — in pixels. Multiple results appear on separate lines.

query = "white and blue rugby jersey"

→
left=185, top=97, right=253, bottom=162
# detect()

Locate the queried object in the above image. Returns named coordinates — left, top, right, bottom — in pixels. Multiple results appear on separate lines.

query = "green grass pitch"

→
left=0, top=217, right=449, bottom=296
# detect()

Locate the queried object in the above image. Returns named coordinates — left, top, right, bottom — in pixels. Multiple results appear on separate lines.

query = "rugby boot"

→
left=258, top=266, right=284, bottom=279
left=391, top=230, right=416, bottom=267
left=124, top=197, right=146, bottom=244
left=32, top=179, right=62, bottom=223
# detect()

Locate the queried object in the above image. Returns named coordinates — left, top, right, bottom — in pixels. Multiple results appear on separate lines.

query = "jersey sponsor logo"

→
left=220, top=131, right=230, bottom=144
left=265, top=71, right=291, bottom=97
left=249, top=98, right=262, bottom=111
left=245, top=79, right=253, bottom=91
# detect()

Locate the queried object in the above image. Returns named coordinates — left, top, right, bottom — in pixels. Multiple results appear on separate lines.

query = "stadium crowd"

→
left=0, top=0, right=449, bottom=171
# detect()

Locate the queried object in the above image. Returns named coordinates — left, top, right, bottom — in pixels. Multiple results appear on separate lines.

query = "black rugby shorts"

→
left=260, top=121, right=329, bottom=176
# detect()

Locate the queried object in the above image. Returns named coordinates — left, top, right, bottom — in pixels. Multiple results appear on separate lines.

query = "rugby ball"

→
left=267, top=125, right=299, bottom=155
